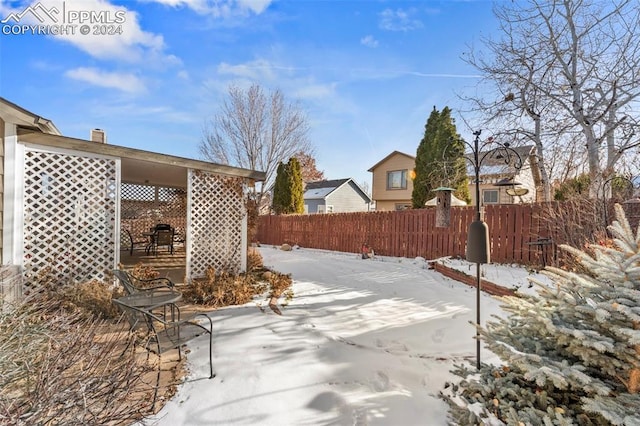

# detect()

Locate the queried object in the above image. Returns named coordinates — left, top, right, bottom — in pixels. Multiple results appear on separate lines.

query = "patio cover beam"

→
left=17, top=128, right=266, bottom=182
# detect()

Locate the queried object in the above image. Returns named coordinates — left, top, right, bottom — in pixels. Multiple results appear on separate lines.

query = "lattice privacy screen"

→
left=188, top=170, right=245, bottom=279
left=23, top=149, right=117, bottom=285
left=120, top=183, right=187, bottom=243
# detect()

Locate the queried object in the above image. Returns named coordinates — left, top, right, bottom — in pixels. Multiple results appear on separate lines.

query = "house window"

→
left=326, top=205, right=334, bottom=213
left=317, top=205, right=325, bottom=214
left=483, top=189, right=499, bottom=204
left=387, top=170, right=407, bottom=190
left=395, top=203, right=411, bottom=211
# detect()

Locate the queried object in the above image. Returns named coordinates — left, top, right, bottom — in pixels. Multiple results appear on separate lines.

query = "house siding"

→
left=370, top=153, right=414, bottom=210
left=305, top=198, right=325, bottom=214
left=325, top=181, right=370, bottom=213
left=469, top=157, right=537, bottom=206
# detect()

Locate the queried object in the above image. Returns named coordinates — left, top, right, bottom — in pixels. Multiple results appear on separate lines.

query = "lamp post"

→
left=458, top=130, right=523, bottom=370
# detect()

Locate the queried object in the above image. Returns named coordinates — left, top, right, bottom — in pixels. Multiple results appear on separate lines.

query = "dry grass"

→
left=182, top=248, right=294, bottom=308
left=59, top=279, right=125, bottom=319
left=0, top=294, right=156, bottom=425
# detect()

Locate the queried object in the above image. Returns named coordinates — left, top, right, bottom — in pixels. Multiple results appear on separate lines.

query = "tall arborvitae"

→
left=440, top=107, right=470, bottom=204
left=442, top=204, right=640, bottom=425
left=272, top=158, right=304, bottom=214
left=272, top=162, right=290, bottom=214
left=412, top=107, right=440, bottom=208
left=288, top=157, right=304, bottom=214
left=412, top=106, right=469, bottom=208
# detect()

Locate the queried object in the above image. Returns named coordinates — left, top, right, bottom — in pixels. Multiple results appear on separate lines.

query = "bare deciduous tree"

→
left=295, top=150, right=325, bottom=183
left=463, top=0, right=640, bottom=199
left=200, top=84, right=313, bottom=204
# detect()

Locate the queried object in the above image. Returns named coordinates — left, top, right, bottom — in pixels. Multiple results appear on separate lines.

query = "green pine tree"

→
left=272, top=158, right=304, bottom=214
left=272, top=162, right=290, bottom=214
left=442, top=204, right=640, bottom=425
left=288, top=157, right=304, bottom=214
left=412, top=106, right=469, bottom=208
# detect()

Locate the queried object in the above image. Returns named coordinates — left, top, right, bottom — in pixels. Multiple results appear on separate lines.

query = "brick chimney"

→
left=90, top=128, right=106, bottom=144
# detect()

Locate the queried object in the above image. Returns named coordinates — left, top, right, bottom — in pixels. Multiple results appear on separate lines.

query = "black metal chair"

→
left=151, top=228, right=174, bottom=255
left=113, top=297, right=214, bottom=410
left=122, top=229, right=149, bottom=256
left=112, top=269, right=175, bottom=295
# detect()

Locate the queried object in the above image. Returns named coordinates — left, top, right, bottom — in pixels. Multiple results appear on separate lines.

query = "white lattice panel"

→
left=23, top=149, right=117, bottom=285
left=188, top=170, right=245, bottom=278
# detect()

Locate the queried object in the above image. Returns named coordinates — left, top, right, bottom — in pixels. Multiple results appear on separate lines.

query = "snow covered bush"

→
left=442, top=204, right=640, bottom=425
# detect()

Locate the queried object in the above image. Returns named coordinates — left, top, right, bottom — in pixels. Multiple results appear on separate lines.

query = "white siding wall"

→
left=325, top=181, right=370, bottom=212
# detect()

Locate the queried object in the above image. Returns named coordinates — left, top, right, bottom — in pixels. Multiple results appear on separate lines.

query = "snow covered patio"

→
left=150, top=247, right=538, bottom=425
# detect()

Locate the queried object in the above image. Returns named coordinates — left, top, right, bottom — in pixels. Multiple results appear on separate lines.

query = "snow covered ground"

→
left=435, top=256, right=553, bottom=296
left=148, top=247, right=550, bottom=426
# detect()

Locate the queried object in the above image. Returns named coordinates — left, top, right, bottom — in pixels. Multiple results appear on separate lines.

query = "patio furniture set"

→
left=112, top=270, right=215, bottom=409
left=123, top=223, right=184, bottom=257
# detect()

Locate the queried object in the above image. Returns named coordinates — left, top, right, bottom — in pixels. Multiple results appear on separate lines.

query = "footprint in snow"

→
left=431, top=328, right=445, bottom=343
left=371, top=371, right=390, bottom=392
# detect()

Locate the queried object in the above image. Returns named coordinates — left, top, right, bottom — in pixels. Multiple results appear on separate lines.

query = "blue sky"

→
left=0, top=0, right=498, bottom=188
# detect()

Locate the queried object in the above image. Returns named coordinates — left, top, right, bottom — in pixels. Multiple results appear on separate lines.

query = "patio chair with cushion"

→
left=113, top=297, right=214, bottom=409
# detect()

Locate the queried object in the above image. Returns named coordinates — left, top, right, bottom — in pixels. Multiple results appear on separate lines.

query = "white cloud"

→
left=145, top=0, right=272, bottom=17
left=3, top=0, right=174, bottom=63
left=237, top=0, right=271, bottom=14
left=65, top=67, right=146, bottom=93
left=379, top=8, right=423, bottom=32
left=217, top=59, right=279, bottom=81
left=293, top=82, right=337, bottom=100
left=360, top=35, right=378, bottom=48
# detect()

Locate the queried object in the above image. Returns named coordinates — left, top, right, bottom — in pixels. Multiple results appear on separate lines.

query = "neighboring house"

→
left=367, top=151, right=416, bottom=211
left=303, top=178, right=371, bottom=214
left=0, top=97, right=265, bottom=296
left=467, top=145, right=539, bottom=206
left=368, top=146, right=541, bottom=211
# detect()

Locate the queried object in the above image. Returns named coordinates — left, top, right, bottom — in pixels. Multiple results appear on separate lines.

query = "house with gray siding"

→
left=304, top=178, right=371, bottom=214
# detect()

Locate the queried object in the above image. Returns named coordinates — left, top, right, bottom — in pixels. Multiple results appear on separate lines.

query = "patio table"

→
left=142, top=232, right=155, bottom=254
left=117, top=289, right=183, bottom=323
left=118, top=289, right=182, bottom=311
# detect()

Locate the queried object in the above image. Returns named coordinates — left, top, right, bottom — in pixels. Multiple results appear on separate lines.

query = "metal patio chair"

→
left=150, top=228, right=174, bottom=256
left=113, top=297, right=215, bottom=409
left=122, top=229, right=149, bottom=256
left=113, top=269, right=175, bottom=296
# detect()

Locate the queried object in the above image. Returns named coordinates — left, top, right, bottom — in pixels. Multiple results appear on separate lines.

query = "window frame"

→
left=482, top=189, right=499, bottom=204
left=386, top=169, right=408, bottom=190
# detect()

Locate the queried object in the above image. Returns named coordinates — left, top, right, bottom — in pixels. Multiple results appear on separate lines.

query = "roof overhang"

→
left=0, top=97, right=61, bottom=135
left=17, top=128, right=266, bottom=184
left=368, top=151, right=416, bottom=172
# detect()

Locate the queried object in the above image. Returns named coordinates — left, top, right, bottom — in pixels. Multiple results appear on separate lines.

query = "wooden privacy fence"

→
left=257, top=204, right=550, bottom=265
left=257, top=200, right=640, bottom=265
